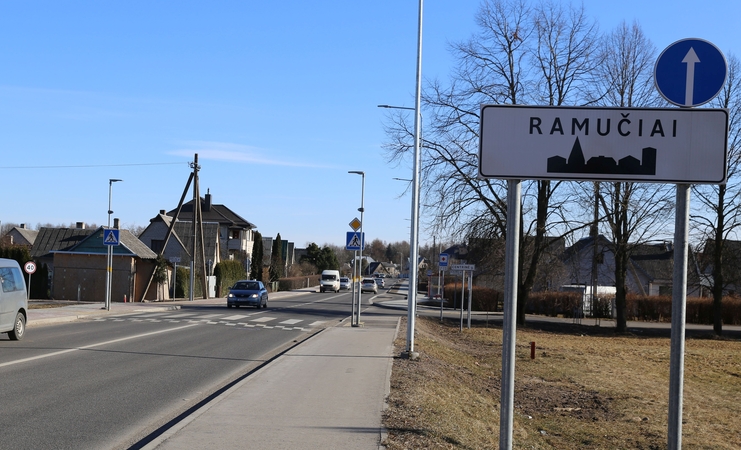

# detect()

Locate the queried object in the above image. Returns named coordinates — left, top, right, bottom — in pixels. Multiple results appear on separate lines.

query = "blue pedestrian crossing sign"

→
left=655, top=38, right=727, bottom=107
left=104, top=229, right=120, bottom=246
left=346, top=231, right=365, bottom=251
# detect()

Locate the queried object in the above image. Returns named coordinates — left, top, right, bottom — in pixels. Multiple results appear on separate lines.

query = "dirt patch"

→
left=383, top=316, right=741, bottom=449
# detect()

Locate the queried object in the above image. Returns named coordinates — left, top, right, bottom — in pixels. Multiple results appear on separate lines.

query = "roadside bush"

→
left=527, top=291, right=582, bottom=317
left=174, top=266, right=189, bottom=299
left=214, top=260, right=247, bottom=296
left=523, top=292, right=741, bottom=325
left=442, top=284, right=503, bottom=312
left=276, top=275, right=320, bottom=292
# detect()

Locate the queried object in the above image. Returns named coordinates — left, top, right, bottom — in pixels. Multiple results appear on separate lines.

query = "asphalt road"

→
left=0, top=290, right=358, bottom=450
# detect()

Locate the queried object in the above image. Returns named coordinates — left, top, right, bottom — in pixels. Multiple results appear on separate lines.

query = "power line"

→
left=0, top=162, right=187, bottom=169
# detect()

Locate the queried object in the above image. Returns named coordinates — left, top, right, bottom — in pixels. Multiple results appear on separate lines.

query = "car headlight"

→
left=227, top=293, right=234, bottom=298
left=250, top=293, right=258, bottom=298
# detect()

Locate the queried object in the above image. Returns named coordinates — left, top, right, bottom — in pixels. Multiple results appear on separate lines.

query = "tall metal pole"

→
left=105, top=179, right=122, bottom=311
left=668, top=184, right=690, bottom=449
left=500, top=179, right=521, bottom=449
left=349, top=171, right=365, bottom=327
left=405, top=0, right=423, bottom=357
left=358, top=172, right=365, bottom=326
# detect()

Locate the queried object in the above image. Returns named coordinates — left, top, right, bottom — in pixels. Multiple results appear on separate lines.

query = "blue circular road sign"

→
left=655, top=38, right=727, bottom=107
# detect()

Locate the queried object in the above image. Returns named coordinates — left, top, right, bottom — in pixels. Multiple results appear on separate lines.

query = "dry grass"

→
left=383, top=317, right=741, bottom=449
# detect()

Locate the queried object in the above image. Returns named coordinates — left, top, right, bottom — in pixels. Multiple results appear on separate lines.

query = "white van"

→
left=0, top=259, right=28, bottom=340
left=319, top=269, right=341, bottom=293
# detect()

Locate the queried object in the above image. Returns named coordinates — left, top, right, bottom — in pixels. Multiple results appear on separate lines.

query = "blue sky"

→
left=1, top=1, right=740, bottom=248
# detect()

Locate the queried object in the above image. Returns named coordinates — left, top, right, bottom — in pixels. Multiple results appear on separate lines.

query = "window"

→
left=0, top=267, right=23, bottom=293
left=231, top=229, right=240, bottom=240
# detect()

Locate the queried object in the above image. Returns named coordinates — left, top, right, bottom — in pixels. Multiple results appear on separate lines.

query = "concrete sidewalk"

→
left=145, top=315, right=399, bottom=450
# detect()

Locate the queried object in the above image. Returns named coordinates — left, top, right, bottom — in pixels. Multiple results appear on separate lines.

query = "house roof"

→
left=172, top=221, right=220, bottom=261
left=168, top=193, right=256, bottom=229
left=629, top=243, right=674, bottom=282
left=63, top=227, right=158, bottom=259
left=31, top=227, right=95, bottom=258
left=8, top=227, right=39, bottom=245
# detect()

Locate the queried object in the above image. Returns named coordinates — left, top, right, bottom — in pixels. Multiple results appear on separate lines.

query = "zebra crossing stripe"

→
left=222, top=315, right=250, bottom=321
left=251, top=317, right=276, bottom=323
left=279, top=319, right=303, bottom=325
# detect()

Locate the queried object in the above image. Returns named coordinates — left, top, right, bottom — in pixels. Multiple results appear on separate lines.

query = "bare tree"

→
left=691, top=54, right=741, bottom=336
left=589, top=21, right=674, bottom=332
left=382, top=0, right=600, bottom=325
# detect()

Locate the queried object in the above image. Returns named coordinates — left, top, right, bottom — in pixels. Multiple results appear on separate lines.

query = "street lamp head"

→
left=378, top=104, right=415, bottom=111
left=109, top=178, right=123, bottom=184
left=348, top=170, right=364, bottom=176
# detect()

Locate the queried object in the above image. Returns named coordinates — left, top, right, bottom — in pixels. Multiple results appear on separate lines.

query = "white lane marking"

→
left=222, top=315, right=250, bottom=321
left=163, top=313, right=198, bottom=318
left=279, top=319, right=302, bottom=325
left=251, top=317, right=276, bottom=323
left=197, top=314, right=224, bottom=319
left=308, top=321, right=326, bottom=327
left=0, top=324, right=200, bottom=369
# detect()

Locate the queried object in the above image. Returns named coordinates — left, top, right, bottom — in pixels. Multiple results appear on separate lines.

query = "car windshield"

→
left=321, top=274, right=337, bottom=280
left=233, top=281, right=259, bottom=290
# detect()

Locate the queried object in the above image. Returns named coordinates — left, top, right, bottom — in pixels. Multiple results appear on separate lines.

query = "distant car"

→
left=361, top=278, right=378, bottom=294
left=227, top=280, right=268, bottom=308
left=340, top=277, right=351, bottom=290
left=374, top=277, right=385, bottom=288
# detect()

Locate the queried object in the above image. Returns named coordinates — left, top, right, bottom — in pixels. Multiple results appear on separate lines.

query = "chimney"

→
left=205, top=189, right=212, bottom=212
left=160, top=209, right=166, bottom=215
left=20, top=223, right=26, bottom=229
left=114, top=218, right=120, bottom=229
left=76, top=222, right=86, bottom=229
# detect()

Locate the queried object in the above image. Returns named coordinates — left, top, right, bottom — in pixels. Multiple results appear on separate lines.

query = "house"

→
left=368, top=261, right=396, bottom=276
left=1, top=224, right=38, bottom=248
left=138, top=211, right=221, bottom=273
left=31, top=221, right=159, bottom=302
left=696, top=239, right=741, bottom=296
left=558, top=235, right=702, bottom=297
left=168, top=191, right=257, bottom=264
left=30, top=223, right=95, bottom=275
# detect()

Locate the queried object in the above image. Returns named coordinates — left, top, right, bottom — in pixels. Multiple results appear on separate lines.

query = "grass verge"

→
left=383, top=316, right=741, bottom=449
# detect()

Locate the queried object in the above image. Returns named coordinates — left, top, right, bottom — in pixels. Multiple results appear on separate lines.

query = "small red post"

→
left=124, top=295, right=127, bottom=303
left=530, top=341, right=535, bottom=359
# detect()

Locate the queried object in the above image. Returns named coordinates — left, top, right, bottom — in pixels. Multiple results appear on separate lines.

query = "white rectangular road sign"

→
left=479, top=105, right=728, bottom=184
left=450, top=264, right=475, bottom=271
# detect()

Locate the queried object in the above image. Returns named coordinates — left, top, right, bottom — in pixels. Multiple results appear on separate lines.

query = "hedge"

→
left=274, top=275, right=320, bottom=292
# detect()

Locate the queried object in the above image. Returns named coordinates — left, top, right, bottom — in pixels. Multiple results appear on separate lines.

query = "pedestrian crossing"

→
left=91, top=311, right=328, bottom=332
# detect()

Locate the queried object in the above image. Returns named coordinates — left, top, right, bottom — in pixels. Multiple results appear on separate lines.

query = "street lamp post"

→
left=105, top=178, right=122, bottom=311
left=348, top=170, right=365, bottom=327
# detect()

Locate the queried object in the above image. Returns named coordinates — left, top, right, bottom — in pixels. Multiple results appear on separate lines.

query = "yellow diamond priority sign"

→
left=349, top=217, right=361, bottom=231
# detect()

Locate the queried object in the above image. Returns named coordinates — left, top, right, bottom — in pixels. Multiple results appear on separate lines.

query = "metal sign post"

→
left=654, top=38, right=728, bottom=450
left=23, top=261, right=36, bottom=300
left=499, top=180, right=521, bottom=450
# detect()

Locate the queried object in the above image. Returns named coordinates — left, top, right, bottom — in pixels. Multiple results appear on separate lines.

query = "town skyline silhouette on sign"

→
left=547, top=137, right=657, bottom=176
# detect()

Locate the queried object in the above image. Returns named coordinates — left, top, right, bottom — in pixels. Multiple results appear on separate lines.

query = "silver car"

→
left=361, top=278, right=378, bottom=294
left=340, top=277, right=351, bottom=290
left=0, top=259, right=28, bottom=340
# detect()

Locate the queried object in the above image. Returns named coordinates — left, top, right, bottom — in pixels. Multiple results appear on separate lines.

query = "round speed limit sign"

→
left=24, top=261, right=37, bottom=274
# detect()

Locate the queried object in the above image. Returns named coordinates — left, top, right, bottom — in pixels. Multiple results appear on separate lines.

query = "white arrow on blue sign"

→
left=655, top=38, right=727, bottom=107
